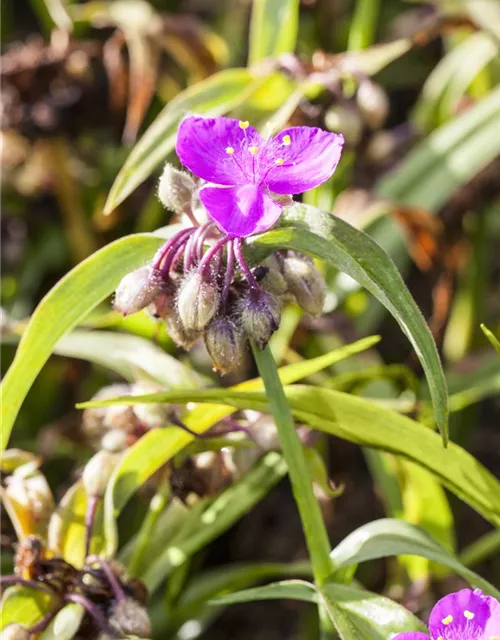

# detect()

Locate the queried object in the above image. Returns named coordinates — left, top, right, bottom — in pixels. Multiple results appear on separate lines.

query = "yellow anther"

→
left=249, top=146, right=259, bottom=155
left=437, top=637, right=443, bottom=640
left=276, top=158, right=284, bottom=165
left=442, top=615, right=453, bottom=625
left=239, top=121, right=250, bottom=129
left=489, top=636, right=500, bottom=640
left=225, top=146, right=235, bottom=155
left=464, top=610, right=474, bottom=620
left=282, top=134, right=291, bottom=146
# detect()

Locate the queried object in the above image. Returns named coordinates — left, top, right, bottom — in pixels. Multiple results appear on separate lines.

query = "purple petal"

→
left=262, top=127, right=344, bottom=194
left=484, top=594, right=500, bottom=638
left=176, top=116, right=263, bottom=186
left=428, top=589, right=490, bottom=639
left=199, top=185, right=282, bottom=238
left=391, top=634, right=430, bottom=640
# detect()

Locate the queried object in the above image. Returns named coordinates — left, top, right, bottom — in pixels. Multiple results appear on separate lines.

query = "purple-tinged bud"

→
left=147, top=286, right=175, bottom=320
left=205, top=317, right=246, bottom=374
left=240, top=288, right=281, bottom=349
left=165, top=307, right=201, bottom=350
left=282, top=254, right=326, bottom=315
left=0, top=624, right=30, bottom=640
left=177, top=271, right=220, bottom=332
left=114, top=266, right=162, bottom=316
left=109, top=598, right=152, bottom=638
left=82, top=451, right=119, bottom=498
left=158, top=163, right=196, bottom=215
left=324, top=104, right=363, bottom=146
left=356, top=80, right=389, bottom=130
left=257, top=255, right=288, bottom=297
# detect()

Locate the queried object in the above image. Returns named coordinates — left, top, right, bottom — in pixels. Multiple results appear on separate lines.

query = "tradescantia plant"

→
left=2, top=0, right=500, bottom=638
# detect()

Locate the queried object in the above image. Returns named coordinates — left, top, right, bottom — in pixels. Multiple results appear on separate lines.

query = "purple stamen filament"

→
left=86, top=556, right=126, bottom=602
left=234, top=238, right=259, bottom=289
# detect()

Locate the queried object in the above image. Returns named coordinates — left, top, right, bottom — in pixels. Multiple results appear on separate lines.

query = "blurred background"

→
left=1, top=0, right=500, bottom=638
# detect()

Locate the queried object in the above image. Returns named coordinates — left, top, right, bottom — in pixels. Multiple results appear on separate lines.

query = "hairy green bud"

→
left=257, top=255, right=288, bottom=297
left=165, top=306, right=202, bottom=350
left=110, top=598, right=152, bottom=638
left=82, top=451, right=119, bottom=498
left=240, top=288, right=280, bottom=349
left=205, top=317, right=246, bottom=374
left=177, top=271, right=219, bottom=332
left=114, top=266, right=162, bottom=316
left=158, top=163, right=196, bottom=215
left=282, top=254, right=326, bottom=315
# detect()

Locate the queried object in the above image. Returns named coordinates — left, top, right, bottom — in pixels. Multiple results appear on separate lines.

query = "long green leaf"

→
left=248, top=0, right=300, bottom=65
left=0, top=587, right=55, bottom=630
left=104, top=68, right=258, bottom=213
left=0, top=233, right=163, bottom=451
left=329, top=518, right=500, bottom=597
left=82, top=385, right=500, bottom=528
left=250, top=204, right=448, bottom=443
left=212, top=581, right=426, bottom=638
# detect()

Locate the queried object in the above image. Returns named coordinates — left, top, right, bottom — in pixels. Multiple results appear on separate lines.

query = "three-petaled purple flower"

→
left=394, top=589, right=500, bottom=640
left=175, top=116, right=344, bottom=238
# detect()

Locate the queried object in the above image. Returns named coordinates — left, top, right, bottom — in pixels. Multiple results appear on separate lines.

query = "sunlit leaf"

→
left=481, top=323, right=500, bottom=358
left=250, top=204, right=448, bottom=443
left=329, top=518, right=500, bottom=598
left=0, top=233, right=164, bottom=451
left=82, top=385, right=500, bottom=529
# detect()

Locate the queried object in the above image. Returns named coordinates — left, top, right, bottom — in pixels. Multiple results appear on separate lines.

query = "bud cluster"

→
left=82, top=382, right=171, bottom=451
left=113, top=164, right=327, bottom=375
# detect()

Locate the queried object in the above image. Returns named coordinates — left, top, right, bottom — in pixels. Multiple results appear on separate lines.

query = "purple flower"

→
left=394, top=589, right=500, bottom=640
left=175, top=116, right=344, bottom=238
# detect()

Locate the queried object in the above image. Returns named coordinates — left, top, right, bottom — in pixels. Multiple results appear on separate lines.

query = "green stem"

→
left=251, top=343, right=333, bottom=586
left=347, top=0, right=380, bottom=51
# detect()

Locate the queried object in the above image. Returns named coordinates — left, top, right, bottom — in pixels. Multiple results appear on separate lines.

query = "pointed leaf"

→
left=0, top=233, right=164, bottom=451
left=248, top=0, right=300, bottom=65
left=250, top=204, right=448, bottom=443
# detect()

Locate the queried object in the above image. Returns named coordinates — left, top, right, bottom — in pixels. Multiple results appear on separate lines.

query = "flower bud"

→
left=132, top=382, right=169, bottom=428
left=165, top=307, right=201, bottom=350
left=257, top=255, right=288, bottom=297
left=101, top=429, right=130, bottom=452
left=364, top=130, right=396, bottom=163
left=205, top=317, right=246, bottom=374
left=82, top=451, right=119, bottom=498
left=282, top=254, right=326, bottom=315
left=356, top=80, right=389, bottom=130
left=114, top=266, right=163, bottom=316
left=324, top=103, right=363, bottom=146
left=110, top=598, right=152, bottom=638
left=82, top=384, right=134, bottom=443
left=158, top=163, right=196, bottom=215
left=177, top=271, right=220, bottom=332
left=0, top=624, right=30, bottom=640
left=240, top=288, right=281, bottom=349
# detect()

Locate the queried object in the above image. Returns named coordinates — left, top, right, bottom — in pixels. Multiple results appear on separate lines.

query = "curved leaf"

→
left=250, top=204, right=448, bottom=443
left=330, top=518, right=500, bottom=597
left=0, top=233, right=163, bottom=451
left=212, top=581, right=426, bottom=639
left=82, top=385, right=500, bottom=529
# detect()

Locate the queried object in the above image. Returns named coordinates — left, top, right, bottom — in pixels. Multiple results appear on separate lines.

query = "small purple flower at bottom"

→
left=394, top=589, right=500, bottom=640
left=175, top=116, right=344, bottom=238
